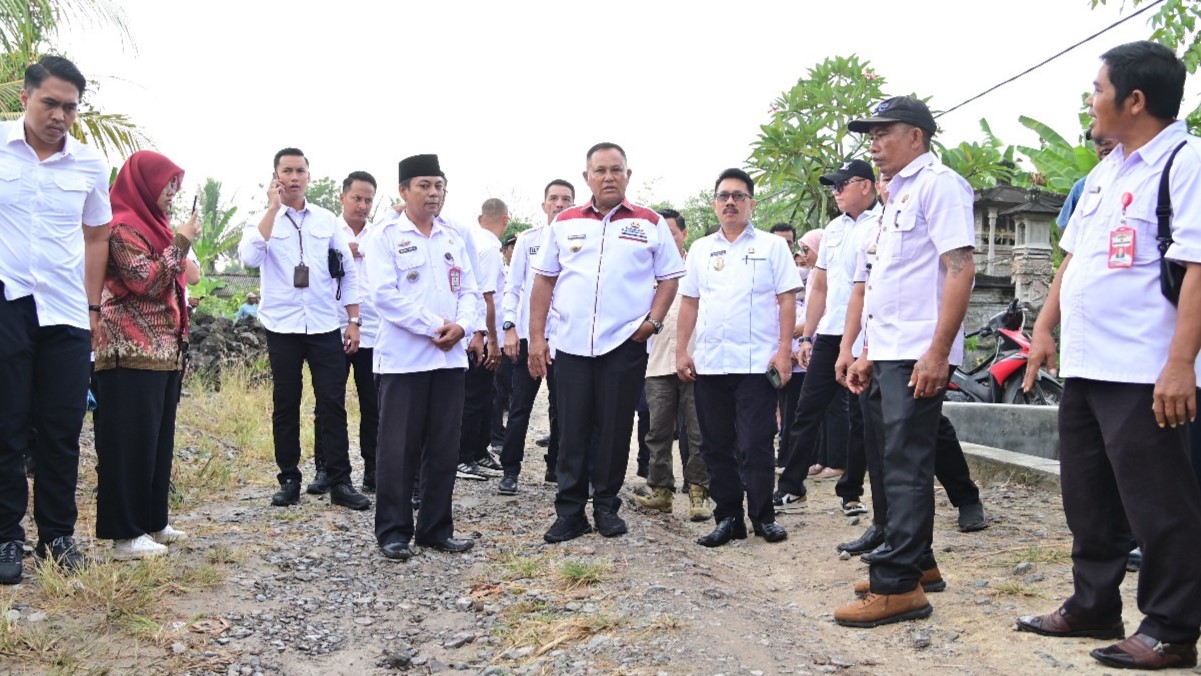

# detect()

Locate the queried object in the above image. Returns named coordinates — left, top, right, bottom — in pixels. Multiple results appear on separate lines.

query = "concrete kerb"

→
left=943, top=401, right=1059, bottom=460
left=961, top=441, right=1061, bottom=490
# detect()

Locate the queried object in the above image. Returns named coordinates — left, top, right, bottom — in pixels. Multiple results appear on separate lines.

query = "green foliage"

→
left=305, top=176, right=342, bottom=216
left=189, top=178, right=241, bottom=274
left=503, top=218, right=533, bottom=243
left=748, top=54, right=888, bottom=229
left=936, top=119, right=1028, bottom=190
left=1015, top=116, right=1102, bottom=194
left=1090, top=0, right=1201, bottom=133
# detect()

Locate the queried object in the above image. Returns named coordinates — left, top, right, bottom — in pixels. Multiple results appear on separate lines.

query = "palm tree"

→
left=0, top=0, right=149, bottom=159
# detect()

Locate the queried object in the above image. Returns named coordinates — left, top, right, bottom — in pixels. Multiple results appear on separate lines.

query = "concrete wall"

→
left=943, top=402, right=1059, bottom=460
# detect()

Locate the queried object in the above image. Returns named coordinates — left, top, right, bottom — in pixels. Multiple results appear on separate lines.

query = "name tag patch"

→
left=618, top=223, right=648, bottom=243
left=398, top=245, right=417, bottom=254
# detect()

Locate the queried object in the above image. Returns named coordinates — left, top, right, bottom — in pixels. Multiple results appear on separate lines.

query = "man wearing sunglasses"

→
left=774, top=160, right=880, bottom=519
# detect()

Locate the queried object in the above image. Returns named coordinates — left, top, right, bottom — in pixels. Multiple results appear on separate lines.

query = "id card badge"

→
left=1108, top=226, right=1135, bottom=269
left=448, top=265, right=462, bottom=292
left=293, top=261, right=310, bottom=288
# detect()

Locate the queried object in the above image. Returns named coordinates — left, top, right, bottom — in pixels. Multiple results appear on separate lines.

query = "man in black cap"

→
left=363, top=153, right=481, bottom=561
left=774, top=159, right=880, bottom=517
left=832, top=96, right=976, bottom=628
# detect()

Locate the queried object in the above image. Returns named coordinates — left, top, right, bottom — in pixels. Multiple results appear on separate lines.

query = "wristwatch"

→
left=502, top=321, right=515, bottom=331
left=798, top=336, right=813, bottom=344
left=645, top=314, right=664, bottom=335
left=348, top=316, right=363, bottom=327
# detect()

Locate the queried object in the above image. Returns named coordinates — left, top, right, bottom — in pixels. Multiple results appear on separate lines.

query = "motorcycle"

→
left=945, top=298, right=1063, bottom=405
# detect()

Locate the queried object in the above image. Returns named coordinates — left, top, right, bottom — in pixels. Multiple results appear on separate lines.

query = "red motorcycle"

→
left=945, top=298, right=1063, bottom=405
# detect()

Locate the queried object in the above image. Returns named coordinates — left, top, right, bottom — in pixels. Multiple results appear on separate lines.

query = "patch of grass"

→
left=995, top=544, right=1071, bottom=567
left=556, top=559, right=609, bottom=589
left=992, top=580, right=1047, bottom=598
left=206, top=544, right=245, bottom=566
left=491, top=550, right=550, bottom=581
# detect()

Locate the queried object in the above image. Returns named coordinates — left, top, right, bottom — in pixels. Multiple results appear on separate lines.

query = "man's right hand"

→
left=528, top=336, right=551, bottom=378
left=1024, top=328, right=1057, bottom=392
left=834, top=348, right=854, bottom=386
left=266, top=178, right=283, bottom=210
left=798, top=340, right=813, bottom=368
left=676, top=353, right=697, bottom=383
left=847, top=357, right=873, bottom=395
left=433, top=321, right=464, bottom=351
left=503, top=328, right=519, bottom=360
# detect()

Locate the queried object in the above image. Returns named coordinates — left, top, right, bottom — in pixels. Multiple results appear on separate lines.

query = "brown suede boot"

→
left=834, top=586, right=932, bottom=628
left=853, top=567, right=946, bottom=597
left=688, top=485, right=712, bottom=522
left=631, top=486, right=673, bottom=513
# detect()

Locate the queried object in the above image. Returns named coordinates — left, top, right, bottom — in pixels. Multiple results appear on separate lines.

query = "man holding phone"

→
left=237, top=148, right=369, bottom=511
left=676, top=168, right=800, bottom=547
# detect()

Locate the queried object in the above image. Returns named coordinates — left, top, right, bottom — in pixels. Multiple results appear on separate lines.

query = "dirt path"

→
left=0, top=387, right=1147, bottom=675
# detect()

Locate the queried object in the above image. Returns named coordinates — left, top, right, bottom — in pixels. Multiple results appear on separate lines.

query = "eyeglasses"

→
left=831, top=177, right=868, bottom=194
left=799, top=245, right=812, bottom=254
left=714, top=191, right=752, bottom=203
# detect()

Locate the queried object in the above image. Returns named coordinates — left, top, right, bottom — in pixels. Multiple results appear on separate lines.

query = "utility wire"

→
left=936, top=0, right=1167, bottom=118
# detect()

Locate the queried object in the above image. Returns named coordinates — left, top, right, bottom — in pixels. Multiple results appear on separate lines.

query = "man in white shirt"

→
left=529, top=143, right=685, bottom=543
left=677, top=169, right=800, bottom=547
left=1017, top=41, right=1201, bottom=670
left=365, top=154, right=480, bottom=561
left=456, top=198, right=507, bottom=481
left=497, top=179, right=575, bottom=494
left=311, top=172, right=381, bottom=494
left=0, top=56, right=112, bottom=580
left=833, top=97, right=975, bottom=628
left=237, top=148, right=369, bottom=512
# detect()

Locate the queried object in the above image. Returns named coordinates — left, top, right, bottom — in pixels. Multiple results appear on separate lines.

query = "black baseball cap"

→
left=819, top=159, right=875, bottom=186
left=848, top=96, right=938, bottom=135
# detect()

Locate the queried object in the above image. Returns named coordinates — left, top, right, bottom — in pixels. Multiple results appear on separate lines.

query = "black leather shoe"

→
left=361, top=470, right=376, bottom=494
left=754, top=521, right=788, bottom=543
left=417, top=537, right=474, bottom=553
left=498, top=474, right=518, bottom=495
left=271, top=479, right=301, bottom=506
left=861, top=543, right=891, bottom=564
left=330, top=483, right=371, bottom=511
left=697, top=517, right=748, bottom=547
left=544, top=467, right=557, bottom=483
left=543, top=515, right=593, bottom=543
left=0, top=540, right=24, bottom=584
left=35, top=536, right=86, bottom=571
left=594, top=512, right=627, bottom=538
left=1015, top=606, right=1125, bottom=639
left=958, top=502, right=988, bottom=532
left=379, top=541, right=412, bottom=561
left=535, top=435, right=550, bottom=448
left=306, top=470, right=331, bottom=495
left=838, top=524, right=885, bottom=555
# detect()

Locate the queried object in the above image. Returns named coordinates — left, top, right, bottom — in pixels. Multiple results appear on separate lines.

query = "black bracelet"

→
left=88, top=304, right=101, bottom=313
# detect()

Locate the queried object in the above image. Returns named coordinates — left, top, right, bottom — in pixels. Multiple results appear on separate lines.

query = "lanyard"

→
left=284, top=211, right=307, bottom=263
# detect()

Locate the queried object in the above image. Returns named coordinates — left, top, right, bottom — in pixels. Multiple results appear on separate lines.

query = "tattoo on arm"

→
left=944, top=247, right=974, bottom=277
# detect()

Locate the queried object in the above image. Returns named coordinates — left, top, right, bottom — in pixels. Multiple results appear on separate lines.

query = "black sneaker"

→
left=306, top=470, right=331, bottom=495
left=456, top=463, right=489, bottom=481
left=361, top=469, right=376, bottom=494
left=34, top=536, right=86, bottom=571
left=272, top=479, right=301, bottom=506
left=475, top=454, right=505, bottom=477
left=594, top=512, right=628, bottom=538
left=0, top=540, right=24, bottom=584
left=543, top=515, right=592, bottom=543
left=498, top=474, right=519, bottom=495
left=330, top=483, right=371, bottom=511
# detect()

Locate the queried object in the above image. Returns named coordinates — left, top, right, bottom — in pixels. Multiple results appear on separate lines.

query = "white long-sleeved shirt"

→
left=337, top=218, right=379, bottom=348
left=237, top=201, right=359, bottom=335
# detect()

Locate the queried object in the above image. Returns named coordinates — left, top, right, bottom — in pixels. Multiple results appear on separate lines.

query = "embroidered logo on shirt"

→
left=398, top=245, right=417, bottom=254
left=618, top=222, right=648, bottom=243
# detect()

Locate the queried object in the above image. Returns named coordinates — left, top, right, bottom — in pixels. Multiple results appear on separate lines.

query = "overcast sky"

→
left=55, top=0, right=1184, bottom=226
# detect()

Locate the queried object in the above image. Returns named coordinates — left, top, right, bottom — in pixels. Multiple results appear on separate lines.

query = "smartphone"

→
left=766, top=364, right=783, bottom=389
left=191, top=195, right=199, bottom=213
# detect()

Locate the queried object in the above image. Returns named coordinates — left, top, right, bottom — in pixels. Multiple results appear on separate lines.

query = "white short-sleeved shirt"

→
left=237, top=202, right=360, bottom=335
left=532, top=200, right=685, bottom=357
left=1060, top=121, right=1201, bottom=384
left=471, top=225, right=505, bottom=336
left=817, top=204, right=881, bottom=336
left=851, top=212, right=886, bottom=359
left=679, top=226, right=802, bottom=375
left=863, top=152, right=975, bottom=365
left=337, top=218, right=379, bottom=349
left=503, top=224, right=560, bottom=345
left=363, top=209, right=480, bottom=374
left=0, top=119, right=112, bottom=329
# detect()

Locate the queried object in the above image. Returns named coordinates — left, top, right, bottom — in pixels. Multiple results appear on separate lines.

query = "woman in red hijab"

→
left=93, top=150, right=199, bottom=560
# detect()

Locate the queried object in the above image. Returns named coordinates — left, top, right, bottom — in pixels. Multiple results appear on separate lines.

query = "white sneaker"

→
left=111, top=534, right=168, bottom=560
left=150, top=525, right=187, bottom=545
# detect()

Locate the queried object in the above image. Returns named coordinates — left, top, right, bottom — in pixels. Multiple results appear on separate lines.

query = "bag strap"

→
left=1157, top=140, right=1190, bottom=255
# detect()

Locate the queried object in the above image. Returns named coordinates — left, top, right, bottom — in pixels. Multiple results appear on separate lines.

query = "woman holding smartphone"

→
left=93, top=150, right=199, bottom=560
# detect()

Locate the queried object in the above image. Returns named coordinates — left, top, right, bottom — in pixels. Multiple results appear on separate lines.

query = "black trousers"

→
left=1059, top=379, right=1201, bottom=643
left=459, top=351, right=494, bottom=464
left=835, top=391, right=866, bottom=501
left=499, top=340, right=559, bottom=476
left=491, top=355, right=513, bottom=446
left=778, top=334, right=850, bottom=495
left=553, top=339, right=647, bottom=517
left=777, top=370, right=805, bottom=466
left=867, top=360, right=942, bottom=595
left=695, top=373, right=778, bottom=526
left=314, top=347, right=378, bottom=475
left=0, top=288, right=90, bottom=543
left=93, top=367, right=179, bottom=540
left=636, top=385, right=651, bottom=470
left=264, top=330, right=351, bottom=485
left=375, top=369, right=464, bottom=545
